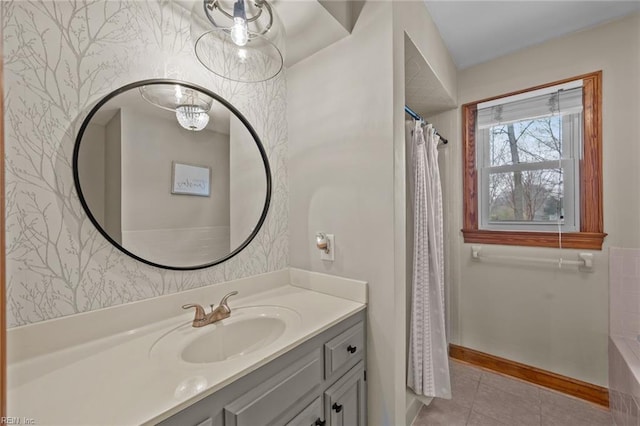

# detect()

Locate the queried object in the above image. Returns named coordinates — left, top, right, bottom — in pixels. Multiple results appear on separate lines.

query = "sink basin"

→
left=150, top=306, right=301, bottom=364
left=183, top=316, right=286, bottom=363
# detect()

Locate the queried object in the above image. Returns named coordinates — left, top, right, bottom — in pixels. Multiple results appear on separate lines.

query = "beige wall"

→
left=105, top=110, right=122, bottom=245
left=288, top=1, right=457, bottom=424
left=78, top=123, right=107, bottom=225
left=288, top=4, right=395, bottom=424
left=229, top=115, right=267, bottom=249
left=453, top=13, right=640, bottom=387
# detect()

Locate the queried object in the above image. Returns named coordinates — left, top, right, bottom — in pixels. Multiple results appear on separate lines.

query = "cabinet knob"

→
left=332, top=402, right=343, bottom=413
left=347, top=345, right=357, bottom=354
left=314, top=419, right=326, bottom=426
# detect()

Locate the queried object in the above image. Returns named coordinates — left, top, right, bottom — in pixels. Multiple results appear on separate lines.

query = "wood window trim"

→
left=462, top=71, right=606, bottom=249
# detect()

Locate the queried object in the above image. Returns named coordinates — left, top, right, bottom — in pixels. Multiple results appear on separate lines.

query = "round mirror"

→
left=73, top=80, right=271, bottom=270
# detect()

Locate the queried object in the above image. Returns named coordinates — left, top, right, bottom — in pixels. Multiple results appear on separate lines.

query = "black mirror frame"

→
left=72, top=79, right=272, bottom=271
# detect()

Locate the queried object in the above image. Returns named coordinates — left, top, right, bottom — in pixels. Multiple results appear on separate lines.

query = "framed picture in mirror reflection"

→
left=171, top=162, right=211, bottom=196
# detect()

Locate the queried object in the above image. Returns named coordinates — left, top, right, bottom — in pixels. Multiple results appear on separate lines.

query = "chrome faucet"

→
left=182, top=291, right=238, bottom=328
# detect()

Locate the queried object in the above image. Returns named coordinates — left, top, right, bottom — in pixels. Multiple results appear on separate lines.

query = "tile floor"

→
left=413, top=359, right=614, bottom=426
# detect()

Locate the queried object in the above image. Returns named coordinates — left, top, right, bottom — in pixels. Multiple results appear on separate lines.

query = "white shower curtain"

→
left=407, top=121, right=451, bottom=400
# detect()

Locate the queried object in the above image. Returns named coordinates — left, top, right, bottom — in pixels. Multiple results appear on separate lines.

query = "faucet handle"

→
left=182, top=303, right=202, bottom=310
left=182, top=303, right=207, bottom=326
left=218, top=291, right=238, bottom=312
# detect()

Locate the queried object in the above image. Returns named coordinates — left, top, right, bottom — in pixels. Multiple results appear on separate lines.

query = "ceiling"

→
left=273, top=0, right=351, bottom=66
left=175, top=1, right=639, bottom=71
left=424, top=1, right=640, bottom=69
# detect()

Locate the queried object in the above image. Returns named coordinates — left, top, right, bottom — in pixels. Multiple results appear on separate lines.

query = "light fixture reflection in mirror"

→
left=73, top=80, right=271, bottom=270
left=140, top=84, right=213, bottom=131
left=176, top=105, right=210, bottom=131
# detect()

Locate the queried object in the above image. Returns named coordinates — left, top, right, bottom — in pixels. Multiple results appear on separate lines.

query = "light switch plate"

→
left=320, top=234, right=335, bottom=261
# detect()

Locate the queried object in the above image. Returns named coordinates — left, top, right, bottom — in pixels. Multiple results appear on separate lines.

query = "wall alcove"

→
left=403, top=33, right=457, bottom=423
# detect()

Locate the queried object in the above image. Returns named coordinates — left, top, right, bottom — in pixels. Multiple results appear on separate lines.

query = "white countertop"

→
left=7, top=269, right=367, bottom=426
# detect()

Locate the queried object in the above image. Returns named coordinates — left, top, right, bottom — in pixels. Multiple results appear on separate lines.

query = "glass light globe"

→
left=176, top=105, right=210, bottom=131
left=190, top=0, right=286, bottom=83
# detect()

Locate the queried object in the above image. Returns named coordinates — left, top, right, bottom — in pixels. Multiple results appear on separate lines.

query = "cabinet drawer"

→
left=324, top=321, right=364, bottom=378
left=285, top=396, right=323, bottom=426
left=224, top=349, right=322, bottom=426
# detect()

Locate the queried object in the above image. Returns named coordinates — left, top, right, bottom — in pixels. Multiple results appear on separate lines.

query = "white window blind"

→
left=478, top=85, right=583, bottom=129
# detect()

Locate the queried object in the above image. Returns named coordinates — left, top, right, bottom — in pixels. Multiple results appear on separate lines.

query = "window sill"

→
left=461, top=229, right=607, bottom=250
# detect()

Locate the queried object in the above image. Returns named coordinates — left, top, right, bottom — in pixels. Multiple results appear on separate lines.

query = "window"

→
left=462, top=72, right=606, bottom=249
left=477, top=82, right=582, bottom=232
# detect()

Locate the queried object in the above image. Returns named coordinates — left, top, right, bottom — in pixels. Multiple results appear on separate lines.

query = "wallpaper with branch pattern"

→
left=2, top=0, right=289, bottom=327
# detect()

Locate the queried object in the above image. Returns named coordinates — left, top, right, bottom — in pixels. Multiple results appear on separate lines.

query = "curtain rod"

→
left=404, top=105, right=449, bottom=145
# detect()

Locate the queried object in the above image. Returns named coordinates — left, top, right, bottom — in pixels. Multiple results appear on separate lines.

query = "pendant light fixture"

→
left=191, top=0, right=285, bottom=83
left=139, top=84, right=213, bottom=131
left=175, top=105, right=210, bottom=131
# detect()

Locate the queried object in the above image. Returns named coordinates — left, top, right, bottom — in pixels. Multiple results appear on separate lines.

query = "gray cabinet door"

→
left=285, top=397, right=323, bottom=426
left=324, top=362, right=366, bottom=426
left=224, top=349, right=322, bottom=426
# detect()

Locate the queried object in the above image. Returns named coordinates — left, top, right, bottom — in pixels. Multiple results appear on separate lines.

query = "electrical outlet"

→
left=320, top=234, right=335, bottom=261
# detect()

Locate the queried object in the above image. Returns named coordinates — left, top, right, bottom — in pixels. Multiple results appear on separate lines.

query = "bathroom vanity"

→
left=7, top=269, right=367, bottom=425
left=160, top=310, right=366, bottom=426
